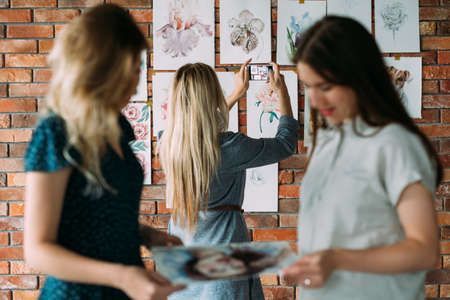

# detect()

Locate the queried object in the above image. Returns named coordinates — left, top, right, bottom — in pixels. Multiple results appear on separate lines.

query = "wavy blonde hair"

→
left=158, top=63, right=229, bottom=231
left=46, top=4, right=148, bottom=194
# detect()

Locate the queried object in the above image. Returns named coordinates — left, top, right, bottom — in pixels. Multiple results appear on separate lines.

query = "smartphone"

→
left=247, top=64, right=273, bottom=81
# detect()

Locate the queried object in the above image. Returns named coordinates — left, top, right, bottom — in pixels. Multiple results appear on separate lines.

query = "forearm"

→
left=331, top=238, right=439, bottom=274
left=26, top=242, right=125, bottom=288
left=277, top=87, right=293, bottom=117
left=226, top=91, right=240, bottom=110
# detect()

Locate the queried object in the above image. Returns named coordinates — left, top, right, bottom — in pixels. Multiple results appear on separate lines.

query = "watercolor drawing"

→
left=152, top=72, right=175, bottom=137
left=380, top=2, right=408, bottom=40
left=385, top=57, right=422, bottom=118
left=153, top=0, right=214, bottom=69
left=153, top=242, right=296, bottom=285
left=255, top=83, right=281, bottom=135
left=243, top=164, right=278, bottom=212
left=249, top=169, right=265, bottom=186
left=130, top=51, right=148, bottom=102
left=327, top=0, right=372, bottom=33
left=220, top=0, right=271, bottom=64
left=277, top=0, right=326, bottom=65
left=122, top=103, right=151, bottom=184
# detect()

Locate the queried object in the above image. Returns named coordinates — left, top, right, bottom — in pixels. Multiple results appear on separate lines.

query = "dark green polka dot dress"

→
left=25, top=114, right=145, bottom=300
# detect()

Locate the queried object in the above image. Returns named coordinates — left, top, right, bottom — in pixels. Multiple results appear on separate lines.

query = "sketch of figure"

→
left=249, top=169, right=265, bottom=185
left=387, top=66, right=412, bottom=109
left=286, top=13, right=313, bottom=60
left=380, top=2, right=408, bottom=40
left=156, top=0, right=213, bottom=58
left=228, top=9, right=264, bottom=54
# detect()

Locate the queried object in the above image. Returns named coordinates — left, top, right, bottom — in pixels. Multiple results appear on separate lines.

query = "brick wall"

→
left=0, top=0, right=448, bottom=299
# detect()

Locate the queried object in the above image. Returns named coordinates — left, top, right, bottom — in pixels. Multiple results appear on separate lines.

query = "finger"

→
left=244, top=63, right=249, bottom=83
left=148, top=272, right=172, bottom=285
left=268, top=70, right=274, bottom=84
left=270, top=62, right=280, bottom=75
left=240, top=58, right=252, bottom=74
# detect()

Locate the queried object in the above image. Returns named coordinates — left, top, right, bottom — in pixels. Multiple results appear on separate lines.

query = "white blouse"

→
left=298, top=116, right=436, bottom=300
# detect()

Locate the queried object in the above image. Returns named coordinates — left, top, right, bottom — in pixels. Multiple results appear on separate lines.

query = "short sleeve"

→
left=25, top=115, right=71, bottom=172
left=380, top=126, right=436, bottom=206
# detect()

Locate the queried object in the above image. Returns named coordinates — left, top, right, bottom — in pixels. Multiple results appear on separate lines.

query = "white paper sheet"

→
left=220, top=0, right=271, bottom=64
left=130, top=51, right=148, bottom=102
left=276, top=0, right=326, bottom=65
left=375, top=0, right=420, bottom=53
left=327, top=0, right=372, bottom=33
left=153, top=0, right=215, bottom=70
left=217, top=72, right=239, bottom=132
left=152, top=72, right=175, bottom=137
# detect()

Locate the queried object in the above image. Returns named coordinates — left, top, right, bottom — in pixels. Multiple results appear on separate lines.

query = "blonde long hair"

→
left=158, top=63, right=229, bottom=231
left=46, top=4, right=148, bottom=194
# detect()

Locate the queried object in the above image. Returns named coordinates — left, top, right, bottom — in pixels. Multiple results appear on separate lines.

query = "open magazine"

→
left=152, top=241, right=298, bottom=285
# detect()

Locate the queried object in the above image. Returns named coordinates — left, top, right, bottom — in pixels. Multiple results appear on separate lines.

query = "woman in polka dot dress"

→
left=23, top=4, right=183, bottom=300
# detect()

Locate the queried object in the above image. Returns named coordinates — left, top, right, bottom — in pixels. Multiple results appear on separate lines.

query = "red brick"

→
left=263, top=286, right=294, bottom=300
left=10, top=232, right=23, bottom=245
left=110, top=0, right=151, bottom=8
left=11, top=0, right=56, bottom=7
left=12, top=290, right=40, bottom=300
left=58, top=0, right=103, bottom=7
left=440, top=285, right=450, bottom=298
left=0, top=261, right=7, bottom=274
left=423, top=95, right=450, bottom=108
left=34, top=9, right=80, bottom=22
left=244, top=215, right=277, bottom=228
left=260, top=274, right=278, bottom=285
left=139, top=215, right=170, bottom=229
left=0, top=85, right=6, bottom=97
left=9, top=84, right=48, bottom=97
left=0, top=39, right=37, bottom=53
left=9, top=203, right=23, bottom=216
left=0, top=129, right=32, bottom=142
left=0, top=158, right=23, bottom=171
left=33, top=69, right=52, bottom=82
left=139, top=200, right=156, bottom=214
left=11, top=114, right=38, bottom=128
left=0, top=0, right=7, bottom=7
left=279, top=199, right=299, bottom=213
left=141, top=186, right=164, bottom=199
left=0, top=232, right=8, bottom=245
left=279, top=155, right=306, bottom=169
left=129, top=9, right=152, bottom=23
left=420, top=7, right=450, bottom=20
left=424, top=66, right=450, bottom=79
left=443, top=110, right=450, bottom=123
left=423, top=80, right=439, bottom=93
left=279, top=185, right=299, bottom=198
left=0, top=203, right=6, bottom=216
left=156, top=201, right=170, bottom=214
left=0, top=188, right=24, bottom=201
left=0, top=114, right=10, bottom=128
left=5, top=54, right=47, bottom=67
left=420, top=124, right=450, bottom=137
left=0, top=69, right=31, bottom=82
left=439, top=51, right=450, bottom=64
left=7, top=25, right=53, bottom=38
left=0, top=217, right=23, bottom=230
left=0, top=275, right=37, bottom=289
left=0, top=291, right=11, bottom=300
left=9, top=143, right=27, bottom=157
left=7, top=173, right=25, bottom=186
left=438, top=22, right=450, bottom=35
left=0, top=9, right=31, bottom=22
left=419, top=21, right=436, bottom=35
left=137, top=23, right=148, bottom=37
left=0, top=174, right=5, bottom=186
left=10, top=261, right=39, bottom=275
left=441, top=241, right=450, bottom=254
left=253, top=229, right=297, bottom=241
left=278, top=170, right=293, bottom=184
left=413, top=110, right=439, bottom=123
left=422, top=37, right=450, bottom=50
left=441, top=80, right=450, bottom=93
left=440, top=154, right=450, bottom=167
left=419, top=0, right=439, bottom=5
left=151, top=170, right=165, bottom=184
left=0, top=99, right=36, bottom=113
left=38, top=40, right=54, bottom=53
left=53, top=24, right=65, bottom=37
left=279, top=215, right=298, bottom=227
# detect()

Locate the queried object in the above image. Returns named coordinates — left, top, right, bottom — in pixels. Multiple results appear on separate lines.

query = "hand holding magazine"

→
left=152, top=242, right=298, bottom=285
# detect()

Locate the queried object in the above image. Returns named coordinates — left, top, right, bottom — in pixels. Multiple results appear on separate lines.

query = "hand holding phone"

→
left=248, top=64, right=273, bottom=81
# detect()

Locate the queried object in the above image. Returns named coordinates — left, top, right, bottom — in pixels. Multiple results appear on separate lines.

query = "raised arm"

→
left=226, top=58, right=251, bottom=110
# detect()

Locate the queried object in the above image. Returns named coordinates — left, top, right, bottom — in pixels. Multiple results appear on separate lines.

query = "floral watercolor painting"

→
left=276, top=0, right=326, bottom=65
left=152, top=72, right=175, bottom=137
left=327, top=0, right=372, bottom=33
left=385, top=57, right=422, bottom=118
left=122, top=103, right=152, bottom=184
left=130, top=51, right=148, bottom=102
left=243, top=71, right=298, bottom=212
left=216, top=72, right=239, bottom=132
left=220, top=0, right=271, bottom=64
left=153, top=0, right=214, bottom=70
left=375, top=0, right=419, bottom=53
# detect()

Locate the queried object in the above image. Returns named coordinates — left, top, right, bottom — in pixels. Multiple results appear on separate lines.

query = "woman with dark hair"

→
left=282, top=16, right=442, bottom=299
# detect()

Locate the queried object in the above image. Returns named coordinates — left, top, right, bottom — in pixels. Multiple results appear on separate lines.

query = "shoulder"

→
left=220, top=131, right=256, bottom=148
left=375, top=123, right=424, bottom=150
